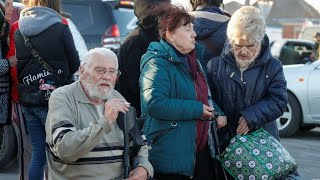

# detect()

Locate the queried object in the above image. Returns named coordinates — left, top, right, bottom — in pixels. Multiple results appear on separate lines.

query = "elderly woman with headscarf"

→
left=207, top=6, right=301, bottom=179
left=140, top=4, right=227, bottom=180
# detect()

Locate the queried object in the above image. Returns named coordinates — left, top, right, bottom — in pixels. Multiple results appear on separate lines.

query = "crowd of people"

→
left=0, top=0, right=309, bottom=179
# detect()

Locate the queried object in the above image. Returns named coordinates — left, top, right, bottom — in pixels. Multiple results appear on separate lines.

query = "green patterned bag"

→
left=219, top=128, right=297, bottom=180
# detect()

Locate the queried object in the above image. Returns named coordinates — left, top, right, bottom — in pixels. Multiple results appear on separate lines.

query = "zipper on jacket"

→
left=169, top=56, right=199, bottom=175
left=238, top=62, right=254, bottom=82
left=188, top=69, right=198, bottom=176
left=178, top=62, right=198, bottom=175
left=188, top=64, right=200, bottom=177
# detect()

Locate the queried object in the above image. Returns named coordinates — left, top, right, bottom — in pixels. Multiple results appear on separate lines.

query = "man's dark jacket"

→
left=118, top=16, right=159, bottom=116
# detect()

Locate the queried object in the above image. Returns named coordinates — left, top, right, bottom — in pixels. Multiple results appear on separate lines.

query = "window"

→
left=279, top=42, right=314, bottom=65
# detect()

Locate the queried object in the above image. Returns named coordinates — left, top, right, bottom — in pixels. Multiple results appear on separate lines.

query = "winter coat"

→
left=140, top=39, right=223, bottom=176
left=193, top=6, right=229, bottom=65
left=0, top=12, right=10, bottom=124
left=15, top=7, right=80, bottom=106
left=0, top=58, right=10, bottom=124
left=207, top=36, right=288, bottom=146
left=118, top=0, right=163, bottom=117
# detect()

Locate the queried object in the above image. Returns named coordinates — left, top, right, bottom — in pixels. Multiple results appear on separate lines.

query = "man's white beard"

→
left=82, top=78, right=113, bottom=100
left=235, top=45, right=261, bottom=72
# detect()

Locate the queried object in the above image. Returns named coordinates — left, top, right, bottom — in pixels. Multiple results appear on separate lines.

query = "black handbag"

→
left=18, top=36, right=69, bottom=106
left=17, top=83, right=50, bottom=106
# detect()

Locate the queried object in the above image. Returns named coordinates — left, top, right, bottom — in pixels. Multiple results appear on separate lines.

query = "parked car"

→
left=0, top=2, right=88, bottom=169
left=61, top=0, right=137, bottom=53
left=278, top=60, right=320, bottom=137
left=271, top=38, right=314, bottom=65
left=299, top=25, right=320, bottom=42
left=101, top=0, right=137, bottom=51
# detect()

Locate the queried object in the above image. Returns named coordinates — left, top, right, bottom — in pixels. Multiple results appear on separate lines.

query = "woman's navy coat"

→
left=207, top=36, right=288, bottom=145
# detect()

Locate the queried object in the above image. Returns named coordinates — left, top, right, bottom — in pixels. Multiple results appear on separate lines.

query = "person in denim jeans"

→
left=15, top=0, right=80, bottom=179
left=20, top=107, right=48, bottom=179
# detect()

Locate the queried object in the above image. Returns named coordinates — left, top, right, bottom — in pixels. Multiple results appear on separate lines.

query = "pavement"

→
left=280, top=128, right=320, bottom=180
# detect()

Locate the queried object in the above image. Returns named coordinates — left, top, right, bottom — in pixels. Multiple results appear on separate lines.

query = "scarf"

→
left=186, top=50, right=209, bottom=152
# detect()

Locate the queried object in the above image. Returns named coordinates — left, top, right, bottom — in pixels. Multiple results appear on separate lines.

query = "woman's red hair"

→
left=155, top=4, right=194, bottom=39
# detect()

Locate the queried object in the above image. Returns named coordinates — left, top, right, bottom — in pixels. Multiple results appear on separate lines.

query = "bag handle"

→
left=23, top=36, right=68, bottom=84
left=211, top=120, right=230, bottom=179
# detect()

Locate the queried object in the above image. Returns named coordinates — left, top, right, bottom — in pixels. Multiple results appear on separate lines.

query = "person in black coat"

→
left=117, top=0, right=170, bottom=117
left=191, top=0, right=230, bottom=65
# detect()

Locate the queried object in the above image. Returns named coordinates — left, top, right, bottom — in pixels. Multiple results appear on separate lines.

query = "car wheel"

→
left=276, top=93, right=302, bottom=137
left=0, top=124, right=17, bottom=168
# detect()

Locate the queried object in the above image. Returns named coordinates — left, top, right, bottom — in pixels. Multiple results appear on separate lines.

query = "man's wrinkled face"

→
left=80, top=54, right=118, bottom=100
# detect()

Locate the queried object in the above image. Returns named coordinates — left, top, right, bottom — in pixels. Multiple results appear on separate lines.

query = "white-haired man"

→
left=45, top=48, right=153, bottom=180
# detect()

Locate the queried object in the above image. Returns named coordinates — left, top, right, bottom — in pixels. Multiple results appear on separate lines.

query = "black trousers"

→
left=154, top=146, right=215, bottom=180
left=154, top=173, right=193, bottom=180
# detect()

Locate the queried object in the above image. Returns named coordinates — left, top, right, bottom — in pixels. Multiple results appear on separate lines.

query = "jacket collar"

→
left=158, top=39, right=205, bottom=64
left=196, top=6, right=224, bottom=15
left=73, top=81, right=124, bottom=104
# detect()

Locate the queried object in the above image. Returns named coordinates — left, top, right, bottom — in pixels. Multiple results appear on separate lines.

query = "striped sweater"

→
left=45, top=81, right=153, bottom=180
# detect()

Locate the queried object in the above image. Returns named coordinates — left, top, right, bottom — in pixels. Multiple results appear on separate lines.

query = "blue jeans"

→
left=21, top=106, right=48, bottom=180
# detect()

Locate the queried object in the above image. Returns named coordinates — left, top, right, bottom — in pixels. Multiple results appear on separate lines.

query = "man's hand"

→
left=202, top=104, right=214, bottom=120
left=104, top=99, right=130, bottom=126
left=216, top=116, right=227, bottom=129
left=123, top=166, right=148, bottom=180
left=237, top=116, right=251, bottom=135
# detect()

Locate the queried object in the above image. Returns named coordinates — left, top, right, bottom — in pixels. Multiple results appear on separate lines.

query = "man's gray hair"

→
left=227, top=6, right=266, bottom=44
left=82, top=48, right=118, bottom=69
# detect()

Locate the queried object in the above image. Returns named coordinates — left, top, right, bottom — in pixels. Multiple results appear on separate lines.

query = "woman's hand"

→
left=216, top=116, right=227, bottom=129
left=237, top=116, right=251, bottom=135
left=202, top=104, right=214, bottom=120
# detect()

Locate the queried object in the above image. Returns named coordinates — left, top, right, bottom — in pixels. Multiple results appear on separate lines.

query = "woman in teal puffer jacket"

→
left=140, top=4, right=227, bottom=180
